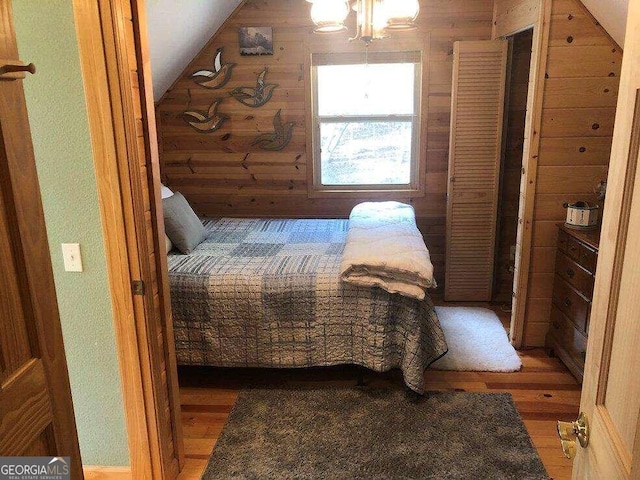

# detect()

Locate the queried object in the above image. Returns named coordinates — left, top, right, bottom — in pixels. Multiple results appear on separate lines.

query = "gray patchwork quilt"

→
left=167, top=218, right=447, bottom=393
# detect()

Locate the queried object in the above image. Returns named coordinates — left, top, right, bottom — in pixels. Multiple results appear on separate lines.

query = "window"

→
left=311, top=51, right=422, bottom=193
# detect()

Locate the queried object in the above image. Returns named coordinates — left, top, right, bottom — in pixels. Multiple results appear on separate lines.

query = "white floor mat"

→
left=431, top=306, right=522, bottom=372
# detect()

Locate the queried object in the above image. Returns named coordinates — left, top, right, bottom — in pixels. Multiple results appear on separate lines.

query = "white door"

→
left=568, top=0, right=640, bottom=477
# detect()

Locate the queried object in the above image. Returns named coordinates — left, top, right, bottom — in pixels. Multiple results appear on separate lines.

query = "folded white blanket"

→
left=340, top=202, right=437, bottom=300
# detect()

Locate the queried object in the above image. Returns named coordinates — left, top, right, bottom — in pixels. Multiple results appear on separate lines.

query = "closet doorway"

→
left=494, top=29, right=534, bottom=313
left=447, top=0, right=552, bottom=347
left=445, top=23, right=539, bottom=343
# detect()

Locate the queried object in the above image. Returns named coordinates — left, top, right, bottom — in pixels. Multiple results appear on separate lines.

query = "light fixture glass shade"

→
left=371, top=0, right=389, bottom=39
left=382, top=0, right=420, bottom=30
left=310, top=0, right=350, bottom=33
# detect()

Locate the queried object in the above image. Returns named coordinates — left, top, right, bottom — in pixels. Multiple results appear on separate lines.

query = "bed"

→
left=167, top=216, right=447, bottom=394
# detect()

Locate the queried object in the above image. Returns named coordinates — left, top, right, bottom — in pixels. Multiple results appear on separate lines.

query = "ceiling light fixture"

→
left=306, top=0, right=420, bottom=45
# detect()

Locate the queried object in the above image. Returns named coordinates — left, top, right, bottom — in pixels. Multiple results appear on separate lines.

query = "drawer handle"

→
left=563, top=298, right=572, bottom=308
left=566, top=268, right=575, bottom=278
left=569, top=246, right=577, bottom=251
left=553, top=321, right=560, bottom=329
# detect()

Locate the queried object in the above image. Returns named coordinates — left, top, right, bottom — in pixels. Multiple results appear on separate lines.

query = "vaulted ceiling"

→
left=145, top=0, right=243, bottom=100
left=145, top=0, right=629, bottom=101
left=580, top=0, right=628, bottom=47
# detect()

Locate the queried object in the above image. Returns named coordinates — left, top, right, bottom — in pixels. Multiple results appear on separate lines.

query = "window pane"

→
left=317, top=63, right=415, bottom=116
left=320, top=121, right=412, bottom=185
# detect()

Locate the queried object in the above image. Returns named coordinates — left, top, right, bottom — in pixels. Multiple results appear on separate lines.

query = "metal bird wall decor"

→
left=183, top=99, right=228, bottom=133
left=230, top=67, right=278, bottom=108
left=191, top=48, right=235, bottom=89
left=252, top=109, right=294, bottom=151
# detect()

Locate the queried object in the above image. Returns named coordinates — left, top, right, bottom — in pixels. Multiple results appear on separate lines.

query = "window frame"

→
left=307, top=46, right=428, bottom=198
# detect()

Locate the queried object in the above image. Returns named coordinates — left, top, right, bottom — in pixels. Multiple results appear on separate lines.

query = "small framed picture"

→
left=238, top=27, right=274, bottom=56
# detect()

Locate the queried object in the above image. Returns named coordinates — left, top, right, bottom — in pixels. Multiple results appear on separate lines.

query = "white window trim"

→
left=309, top=54, right=424, bottom=196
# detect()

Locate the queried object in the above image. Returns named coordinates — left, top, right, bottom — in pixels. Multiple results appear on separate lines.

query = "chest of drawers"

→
left=545, top=225, right=600, bottom=383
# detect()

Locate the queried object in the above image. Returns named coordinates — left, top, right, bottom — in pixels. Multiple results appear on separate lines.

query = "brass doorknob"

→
left=557, top=412, right=589, bottom=459
left=560, top=439, right=577, bottom=459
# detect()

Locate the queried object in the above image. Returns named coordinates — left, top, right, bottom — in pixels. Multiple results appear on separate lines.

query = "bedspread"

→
left=167, top=218, right=447, bottom=393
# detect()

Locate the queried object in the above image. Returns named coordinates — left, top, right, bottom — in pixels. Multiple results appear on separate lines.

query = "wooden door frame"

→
left=492, top=0, right=552, bottom=348
left=72, top=1, right=182, bottom=478
left=66, top=0, right=554, bottom=474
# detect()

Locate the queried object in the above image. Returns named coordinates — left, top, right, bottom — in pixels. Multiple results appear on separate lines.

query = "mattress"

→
left=167, top=218, right=447, bottom=393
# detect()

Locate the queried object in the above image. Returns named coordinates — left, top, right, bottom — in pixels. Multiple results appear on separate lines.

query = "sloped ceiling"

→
left=145, top=0, right=243, bottom=100
left=144, top=0, right=628, bottom=100
left=580, top=0, right=629, bottom=47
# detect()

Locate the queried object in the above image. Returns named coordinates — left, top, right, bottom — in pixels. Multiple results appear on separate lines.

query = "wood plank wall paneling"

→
left=521, top=0, right=620, bottom=346
left=494, top=29, right=533, bottom=303
left=493, top=0, right=540, bottom=39
left=157, top=0, right=497, bottom=292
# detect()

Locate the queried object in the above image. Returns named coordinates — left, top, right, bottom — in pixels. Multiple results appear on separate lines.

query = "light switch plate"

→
left=61, top=243, right=83, bottom=272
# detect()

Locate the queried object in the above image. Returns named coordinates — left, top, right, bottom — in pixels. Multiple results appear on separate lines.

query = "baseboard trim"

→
left=83, top=466, right=132, bottom=479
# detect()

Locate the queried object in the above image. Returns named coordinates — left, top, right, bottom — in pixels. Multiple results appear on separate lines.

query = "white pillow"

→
left=161, top=184, right=174, bottom=254
left=161, top=183, right=174, bottom=199
left=161, top=184, right=175, bottom=254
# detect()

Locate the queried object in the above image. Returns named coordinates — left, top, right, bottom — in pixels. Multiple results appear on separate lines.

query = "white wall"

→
left=580, top=0, right=629, bottom=47
left=145, top=0, right=243, bottom=100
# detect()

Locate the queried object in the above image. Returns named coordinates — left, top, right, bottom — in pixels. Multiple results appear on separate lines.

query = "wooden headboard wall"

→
left=156, top=0, right=497, bottom=292
left=156, top=0, right=621, bottom=310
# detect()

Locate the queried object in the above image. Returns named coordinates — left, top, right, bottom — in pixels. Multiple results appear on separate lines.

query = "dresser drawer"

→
left=566, top=236, right=581, bottom=261
left=557, top=229, right=569, bottom=254
left=549, top=306, right=588, bottom=369
left=552, top=275, right=590, bottom=333
left=548, top=226, right=600, bottom=383
left=578, top=244, right=597, bottom=274
left=555, top=251, right=594, bottom=299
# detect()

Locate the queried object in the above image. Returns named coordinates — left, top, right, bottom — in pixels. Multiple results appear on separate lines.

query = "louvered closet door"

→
left=445, top=40, right=508, bottom=301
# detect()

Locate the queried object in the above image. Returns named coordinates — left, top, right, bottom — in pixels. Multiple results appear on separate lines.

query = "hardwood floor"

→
left=176, top=348, right=580, bottom=480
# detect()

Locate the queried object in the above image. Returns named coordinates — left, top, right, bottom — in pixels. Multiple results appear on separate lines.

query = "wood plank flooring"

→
left=176, top=348, right=580, bottom=480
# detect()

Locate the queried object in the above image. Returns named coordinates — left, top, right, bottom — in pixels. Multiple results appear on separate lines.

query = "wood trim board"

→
left=83, top=466, right=132, bottom=480
left=492, top=0, right=552, bottom=348
left=73, top=1, right=183, bottom=478
left=130, top=0, right=185, bottom=469
left=72, top=1, right=155, bottom=478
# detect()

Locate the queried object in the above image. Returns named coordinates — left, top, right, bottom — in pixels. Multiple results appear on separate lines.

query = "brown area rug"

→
left=202, top=388, right=549, bottom=479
